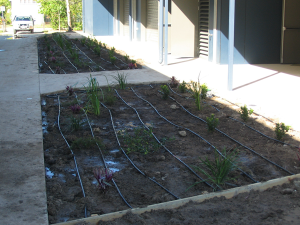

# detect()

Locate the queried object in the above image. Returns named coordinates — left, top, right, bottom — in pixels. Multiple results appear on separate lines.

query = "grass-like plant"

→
left=194, top=148, right=239, bottom=190
left=201, top=84, right=209, bottom=99
left=206, top=114, right=219, bottom=132
left=275, top=123, right=290, bottom=140
left=71, top=137, right=104, bottom=150
left=103, top=91, right=117, bottom=106
left=190, top=80, right=202, bottom=110
left=179, top=81, right=187, bottom=93
left=80, top=38, right=86, bottom=46
left=124, top=54, right=129, bottom=63
left=94, top=45, right=101, bottom=56
left=169, top=76, right=179, bottom=88
left=120, top=127, right=167, bottom=155
left=112, top=72, right=127, bottom=89
left=70, top=116, right=82, bottom=132
left=110, top=56, right=116, bottom=65
left=93, top=167, right=113, bottom=192
left=161, top=85, right=170, bottom=100
left=85, top=75, right=101, bottom=116
left=239, top=105, right=254, bottom=122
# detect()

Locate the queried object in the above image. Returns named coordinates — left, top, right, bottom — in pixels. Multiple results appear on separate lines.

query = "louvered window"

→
left=199, top=0, right=209, bottom=59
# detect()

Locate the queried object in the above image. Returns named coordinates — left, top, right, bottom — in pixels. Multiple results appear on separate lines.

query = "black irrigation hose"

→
left=43, top=61, right=55, bottom=74
left=114, top=89, right=216, bottom=190
left=57, top=96, right=87, bottom=218
left=132, top=88, right=257, bottom=184
left=101, top=102, right=179, bottom=200
left=167, top=85, right=299, bottom=149
left=101, top=47, right=129, bottom=67
left=74, top=94, right=132, bottom=209
left=164, top=93, right=294, bottom=176
left=51, top=37, right=79, bottom=73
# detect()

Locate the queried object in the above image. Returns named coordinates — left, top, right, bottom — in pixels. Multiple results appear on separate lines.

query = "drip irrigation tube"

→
left=132, top=88, right=257, bottom=184
left=167, top=85, right=299, bottom=149
left=74, top=93, right=132, bottom=209
left=51, top=37, right=79, bottom=73
left=57, top=96, right=87, bottom=218
left=101, top=48, right=129, bottom=67
left=43, top=61, right=55, bottom=74
left=163, top=93, right=294, bottom=176
left=62, top=35, right=105, bottom=71
left=101, top=102, right=179, bottom=200
left=114, top=89, right=216, bottom=190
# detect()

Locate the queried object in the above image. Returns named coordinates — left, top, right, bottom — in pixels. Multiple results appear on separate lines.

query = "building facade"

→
left=82, top=0, right=300, bottom=64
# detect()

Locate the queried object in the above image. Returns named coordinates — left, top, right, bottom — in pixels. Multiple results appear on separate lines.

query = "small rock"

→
left=145, top=123, right=153, bottom=128
left=93, top=127, right=100, bottom=132
left=91, top=214, right=98, bottom=217
left=202, top=191, right=209, bottom=195
left=170, top=105, right=177, bottom=109
left=156, top=155, right=165, bottom=161
left=294, top=180, right=300, bottom=191
left=281, top=188, right=294, bottom=195
left=178, top=131, right=187, bottom=137
left=154, top=171, right=161, bottom=176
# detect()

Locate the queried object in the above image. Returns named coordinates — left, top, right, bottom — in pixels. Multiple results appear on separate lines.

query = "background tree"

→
left=0, top=0, right=11, bottom=24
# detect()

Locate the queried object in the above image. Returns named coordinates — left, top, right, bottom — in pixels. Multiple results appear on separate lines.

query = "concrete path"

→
left=0, top=35, right=48, bottom=224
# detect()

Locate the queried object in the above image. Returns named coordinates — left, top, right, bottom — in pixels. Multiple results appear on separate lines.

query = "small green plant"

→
left=80, top=38, right=86, bottom=46
left=71, top=137, right=104, bottom=150
left=120, top=127, right=167, bottom=155
left=124, top=54, right=129, bottom=62
left=103, top=90, right=117, bottom=106
left=109, top=47, right=115, bottom=57
left=131, top=59, right=136, bottom=64
left=206, top=114, right=219, bottom=132
left=102, top=43, right=107, bottom=48
left=193, top=148, right=239, bottom=190
left=201, top=84, right=209, bottom=99
left=169, top=76, right=179, bottom=88
left=110, top=56, right=116, bottom=65
left=94, top=45, right=101, bottom=56
left=275, top=123, right=290, bottom=140
left=190, top=80, right=202, bottom=110
left=85, top=75, right=101, bottom=116
left=70, top=116, right=82, bottom=131
left=239, top=105, right=254, bottom=122
left=161, top=85, right=169, bottom=100
left=112, top=72, right=127, bottom=89
left=179, top=81, right=187, bottom=93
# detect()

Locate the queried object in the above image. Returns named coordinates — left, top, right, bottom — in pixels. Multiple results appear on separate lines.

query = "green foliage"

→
left=71, top=137, right=104, bottom=150
left=131, top=59, right=137, bottom=64
left=161, top=85, right=169, bottom=100
left=124, top=54, right=129, bottom=63
left=112, top=72, right=127, bottom=90
left=0, top=0, right=11, bottom=24
left=179, top=81, right=187, bottom=93
left=239, top=105, right=254, bottom=122
left=70, top=116, right=82, bottom=131
left=110, top=56, right=116, bottom=65
left=275, top=123, right=290, bottom=140
left=94, top=45, right=101, bottom=56
left=194, top=148, right=239, bottom=190
left=103, top=90, right=117, bottom=106
left=201, top=84, right=209, bottom=99
left=190, top=80, right=202, bottom=110
left=206, top=114, right=219, bottom=132
left=120, top=128, right=167, bottom=155
left=85, top=75, right=101, bottom=116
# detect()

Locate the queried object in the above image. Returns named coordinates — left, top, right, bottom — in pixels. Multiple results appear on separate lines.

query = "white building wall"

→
left=11, top=0, right=44, bottom=25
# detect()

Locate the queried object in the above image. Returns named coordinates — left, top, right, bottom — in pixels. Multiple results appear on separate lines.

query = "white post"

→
left=164, top=0, right=168, bottom=66
left=228, top=0, right=235, bottom=91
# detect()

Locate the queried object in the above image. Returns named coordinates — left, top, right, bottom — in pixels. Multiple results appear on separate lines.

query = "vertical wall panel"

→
left=124, top=0, right=130, bottom=37
left=146, top=0, right=158, bottom=42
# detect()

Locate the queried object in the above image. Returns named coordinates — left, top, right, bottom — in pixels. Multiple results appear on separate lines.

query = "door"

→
left=282, top=0, right=300, bottom=63
left=146, top=0, right=158, bottom=42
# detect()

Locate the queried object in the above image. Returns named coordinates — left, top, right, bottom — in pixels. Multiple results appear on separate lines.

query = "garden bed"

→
left=42, top=82, right=300, bottom=224
left=38, top=33, right=143, bottom=74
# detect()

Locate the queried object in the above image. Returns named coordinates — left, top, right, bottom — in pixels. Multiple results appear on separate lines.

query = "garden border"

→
left=53, top=173, right=300, bottom=225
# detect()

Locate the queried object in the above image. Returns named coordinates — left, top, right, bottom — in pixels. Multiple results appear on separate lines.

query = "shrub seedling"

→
left=239, top=105, right=254, bottom=122
left=194, top=148, right=239, bottom=191
left=71, top=137, right=104, bottom=150
left=85, top=75, right=101, bottom=116
left=179, top=81, right=187, bottom=93
left=201, top=84, right=209, bottom=99
left=169, top=76, right=180, bottom=88
left=110, top=56, right=116, bottom=65
left=206, top=114, right=219, bottom=132
left=93, top=167, right=113, bottom=192
left=124, top=54, right=129, bottom=63
left=128, top=62, right=137, bottom=69
left=70, top=116, right=82, bottom=131
left=190, top=80, right=202, bottom=110
left=112, top=72, right=127, bottom=90
left=161, top=85, right=170, bottom=100
left=275, top=123, right=290, bottom=140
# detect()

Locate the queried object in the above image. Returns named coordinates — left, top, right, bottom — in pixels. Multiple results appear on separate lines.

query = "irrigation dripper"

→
left=114, top=89, right=216, bottom=191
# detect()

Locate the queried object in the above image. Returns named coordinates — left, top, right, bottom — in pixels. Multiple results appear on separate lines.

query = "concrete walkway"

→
left=0, top=30, right=300, bottom=225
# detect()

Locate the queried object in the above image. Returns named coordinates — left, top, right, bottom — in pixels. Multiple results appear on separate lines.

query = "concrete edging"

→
left=53, top=173, right=300, bottom=225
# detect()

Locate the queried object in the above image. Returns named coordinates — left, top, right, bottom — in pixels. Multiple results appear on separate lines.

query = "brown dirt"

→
left=37, top=33, right=143, bottom=74
left=42, top=84, right=300, bottom=224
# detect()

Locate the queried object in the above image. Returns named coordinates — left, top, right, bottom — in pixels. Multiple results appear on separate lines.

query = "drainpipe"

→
left=158, top=0, right=164, bottom=64
left=164, top=0, right=168, bottom=66
left=129, top=0, right=132, bottom=41
left=228, top=0, right=235, bottom=91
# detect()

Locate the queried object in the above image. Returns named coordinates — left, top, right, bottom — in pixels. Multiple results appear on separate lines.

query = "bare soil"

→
left=42, top=84, right=300, bottom=224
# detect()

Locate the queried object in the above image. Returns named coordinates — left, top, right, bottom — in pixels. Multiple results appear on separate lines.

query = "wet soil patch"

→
left=42, top=84, right=300, bottom=224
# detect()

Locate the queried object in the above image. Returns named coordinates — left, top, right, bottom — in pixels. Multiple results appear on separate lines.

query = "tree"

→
left=0, top=0, right=11, bottom=24
left=65, top=0, right=71, bottom=31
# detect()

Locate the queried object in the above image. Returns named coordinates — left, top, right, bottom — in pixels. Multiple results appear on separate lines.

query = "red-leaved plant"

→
left=50, top=56, right=56, bottom=63
left=66, top=86, right=74, bottom=96
left=128, top=63, right=137, bottom=69
left=169, top=76, right=180, bottom=88
left=70, top=105, right=82, bottom=114
left=93, top=167, right=113, bottom=192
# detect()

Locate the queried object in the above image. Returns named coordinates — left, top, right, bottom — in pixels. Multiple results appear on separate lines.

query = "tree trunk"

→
left=66, top=0, right=72, bottom=31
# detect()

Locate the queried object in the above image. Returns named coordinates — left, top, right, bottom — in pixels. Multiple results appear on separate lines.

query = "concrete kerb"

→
left=53, top=173, right=300, bottom=225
